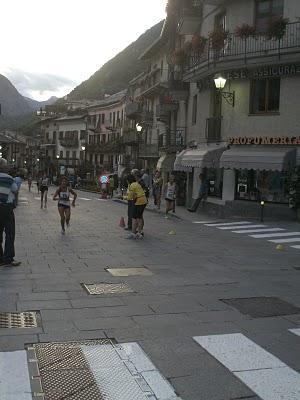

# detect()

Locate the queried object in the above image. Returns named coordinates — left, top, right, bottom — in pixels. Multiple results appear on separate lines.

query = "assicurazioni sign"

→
left=226, top=64, right=300, bottom=80
left=229, top=136, right=300, bottom=145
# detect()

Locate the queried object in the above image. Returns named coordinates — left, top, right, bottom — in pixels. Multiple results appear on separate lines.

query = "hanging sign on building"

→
left=229, top=136, right=300, bottom=145
left=226, top=64, right=300, bottom=80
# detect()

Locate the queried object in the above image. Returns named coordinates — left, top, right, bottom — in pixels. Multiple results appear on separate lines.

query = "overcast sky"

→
left=0, top=0, right=167, bottom=101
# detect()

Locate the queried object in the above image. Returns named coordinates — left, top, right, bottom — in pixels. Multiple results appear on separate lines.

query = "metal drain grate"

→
left=222, top=297, right=300, bottom=318
left=106, top=267, right=153, bottom=276
left=0, top=311, right=38, bottom=328
left=28, top=340, right=112, bottom=400
left=83, top=283, right=134, bottom=295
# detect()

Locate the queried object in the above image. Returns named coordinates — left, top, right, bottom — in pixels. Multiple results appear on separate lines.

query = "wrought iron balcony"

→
left=139, top=143, right=159, bottom=158
left=184, top=22, right=300, bottom=81
left=59, top=138, right=79, bottom=148
left=206, top=117, right=222, bottom=143
left=125, top=102, right=142, bottom=120
left=121, top=129, right=139, bottom=145
left=158, top=128, right=186, bottom=152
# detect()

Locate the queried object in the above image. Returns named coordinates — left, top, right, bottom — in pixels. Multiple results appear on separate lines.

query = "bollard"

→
left=260, top=200, right=265, bottom=222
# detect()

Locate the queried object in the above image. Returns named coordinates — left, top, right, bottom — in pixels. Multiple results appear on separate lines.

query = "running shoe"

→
left=126, top=233, right=137, bottom=239
left=136, top=233, right=144, bottom=240
left=3, top=260, right=21, bottom=267
left=61, top=229, right=66, bottom=235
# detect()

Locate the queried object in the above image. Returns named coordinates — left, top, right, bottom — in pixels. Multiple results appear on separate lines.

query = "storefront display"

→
left=207, top=168, right=223, bottom=198
left=236, top=170, right=289, bottom=203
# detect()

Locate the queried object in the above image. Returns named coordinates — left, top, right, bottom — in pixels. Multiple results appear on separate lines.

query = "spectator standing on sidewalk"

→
left=28, top=175, right=32, bottom=191
left=153, top=170, right=163, bottom=210
left=188, top=173, right=208, bottom=213
left=123, top=174, right=135, bottom=231
left=141, top=169, right=150, bottom=199
left=127, top=170, right=147, bottom=239
left=0, top=159, right=21, bottom=267
left=14, top=173, right=22, bottom=206
left=164, top=174, right=176, bottom=218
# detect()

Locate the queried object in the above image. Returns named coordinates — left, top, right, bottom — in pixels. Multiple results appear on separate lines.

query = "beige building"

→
left=174, top=0, right=300, bottom=218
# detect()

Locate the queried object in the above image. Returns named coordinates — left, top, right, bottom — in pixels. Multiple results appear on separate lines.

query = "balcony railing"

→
left=59, top=138, right=79, bottom=147
left=185, top=22, right=300, bottom=79
left=158, top=128, right=186, bottom=152
left=206, top=117, right=222, bottom=143
left=139, top=143, right=159, bottom=158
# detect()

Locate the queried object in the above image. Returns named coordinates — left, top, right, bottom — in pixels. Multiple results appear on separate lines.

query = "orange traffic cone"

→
left=119, top=216, right=126, bottom=228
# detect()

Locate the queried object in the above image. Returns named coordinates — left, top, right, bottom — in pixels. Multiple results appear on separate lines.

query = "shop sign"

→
left=228, top=136, right=300, bottom=145
left=226, top=64, right=300, bottom=80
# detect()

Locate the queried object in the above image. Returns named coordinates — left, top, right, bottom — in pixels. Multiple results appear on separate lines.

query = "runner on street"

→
left=53, top=176, right=77, bottom=234
left=40, top=173, right=50, bottom=209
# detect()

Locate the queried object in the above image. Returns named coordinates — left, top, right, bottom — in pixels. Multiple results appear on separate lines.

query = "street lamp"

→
left=214, top=74, right=235, bottom=107
left=81, top=145, right=86, bottom=151
left=135, top=123, right=143, bottom=169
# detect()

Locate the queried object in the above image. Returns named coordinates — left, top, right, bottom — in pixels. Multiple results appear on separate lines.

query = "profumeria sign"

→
left=229, top=136, right=300, bottom=145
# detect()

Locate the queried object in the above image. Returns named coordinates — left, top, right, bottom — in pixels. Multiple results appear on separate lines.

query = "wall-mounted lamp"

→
left=214, top=74, right=235, bottom=107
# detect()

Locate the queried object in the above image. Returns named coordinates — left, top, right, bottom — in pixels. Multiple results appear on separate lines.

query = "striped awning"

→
left=157, top=154, right=176, bottom=172
left=220, top=147, right=296, bottom=171
left=174, top=145, right=227, bottom=171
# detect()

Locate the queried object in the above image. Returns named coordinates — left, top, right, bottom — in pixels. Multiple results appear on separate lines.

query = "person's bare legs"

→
left=58, top=207, right=65, bottom=233
left=65, top=208, right=71, bottom=227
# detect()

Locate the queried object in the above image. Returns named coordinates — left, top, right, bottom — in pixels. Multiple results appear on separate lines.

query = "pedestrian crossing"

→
left=1, top=330, right=299, bottom=399
left=194, top=331, right=300, bottom=400
left=193, top=220, right=300, bottom=251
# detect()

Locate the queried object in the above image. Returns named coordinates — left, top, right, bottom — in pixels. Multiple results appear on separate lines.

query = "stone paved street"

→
left=1, top=187, right=300, bottom=399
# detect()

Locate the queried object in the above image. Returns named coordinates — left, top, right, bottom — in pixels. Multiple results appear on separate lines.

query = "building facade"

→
left=173, top=0, right=300, bottom=218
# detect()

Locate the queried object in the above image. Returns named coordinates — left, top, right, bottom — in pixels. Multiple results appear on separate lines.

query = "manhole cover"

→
left=106, top=267, right=153, bottom=276
left=0, top=311, right=38, bottom=328
left=222, top=297, right=300, bottom=318
left=28, top=340, right=112, bottom=400
left=83, top=283, right=134, bottom=295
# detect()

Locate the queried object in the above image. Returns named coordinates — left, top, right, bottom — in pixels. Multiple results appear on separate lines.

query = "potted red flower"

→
left=234, top=24, right=256, bottom=39
left=209, top=27, right=229, bottom=51
left=267, top=16, right=289, bottom=40
left=191, top=34, right=207, bottom=53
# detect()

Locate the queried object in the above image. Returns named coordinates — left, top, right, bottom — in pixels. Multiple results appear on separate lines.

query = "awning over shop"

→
left=174, top=145, right=227, bottom=172
left=220, top=147, right=296, bottom=171
left=156, top=154, right=176, bottom=172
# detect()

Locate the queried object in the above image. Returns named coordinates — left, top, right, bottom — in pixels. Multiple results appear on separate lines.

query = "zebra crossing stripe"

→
left=250, top=232, right=300, bottom=239
left=194, top=333, right=300, bottom=400
left=0, top=350, right=32, bottom=399
left=218, top=224, right=266, bottom=230
left=81, top=342, right=180, bottom=400
left=289, top=328, right=300, bottom=337
left=291, top=245, right=300, bottom=249
left=232, top=228, right=285, bottom=234
left=269, top=237, right=300, bottom=244
left=205, top=221, right=251, bottom=227
left=193, top=221, right=221, bottom=224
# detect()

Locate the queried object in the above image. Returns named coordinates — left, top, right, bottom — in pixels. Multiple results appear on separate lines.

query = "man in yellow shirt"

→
left=128, top=171, right=147, bottom=239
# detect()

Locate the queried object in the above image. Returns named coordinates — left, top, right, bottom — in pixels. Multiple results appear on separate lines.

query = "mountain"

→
left=68, top=20, right=164, bottom=100
left=24, top=95, right=58, bottom=110
left=0, top=74, right=33, bottom=117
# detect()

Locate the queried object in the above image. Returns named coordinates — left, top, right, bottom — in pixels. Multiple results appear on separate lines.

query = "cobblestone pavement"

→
left=1, top=187, right=300, bottom=400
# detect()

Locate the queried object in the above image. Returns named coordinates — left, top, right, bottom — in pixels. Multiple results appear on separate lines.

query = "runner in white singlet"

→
left=53, top=176, right=77, bottom=234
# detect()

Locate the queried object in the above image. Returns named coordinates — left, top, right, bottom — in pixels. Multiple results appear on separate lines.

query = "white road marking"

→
left=291, top=245, right=300, bottom=249
left=269, top=237, right=300, bottom=243
left=0, top=350, right=32, bottom=399
left=193, top=221, right=221, bottom=224
left=81, top=342, right=180, bottom=400
left=194, top=333, right=300, bottom=400
left=205, top=221, right=251, bottom=227
left=289, top=328, right=300, bottom=337
left=233, top=228, right=285, bottom=234
left=78, top=197, right=92, bottom=201
left=250, top=232, right=300, bottom=238
left=218, top=224, right=266, bottom=230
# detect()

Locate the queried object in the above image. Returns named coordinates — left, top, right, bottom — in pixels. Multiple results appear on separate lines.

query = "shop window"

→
left=192, top=95, right=197, bottom=125
left=250, top=78, right=280, bottom=114
left=207, top=168, right=223, bottom=198
left=236, top=170, right=289, bottom=203
left=255, top=0, right=284, bottom=32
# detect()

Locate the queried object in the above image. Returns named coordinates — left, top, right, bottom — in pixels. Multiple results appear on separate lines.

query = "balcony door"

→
left=255, top=0, right=284, bottom=32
